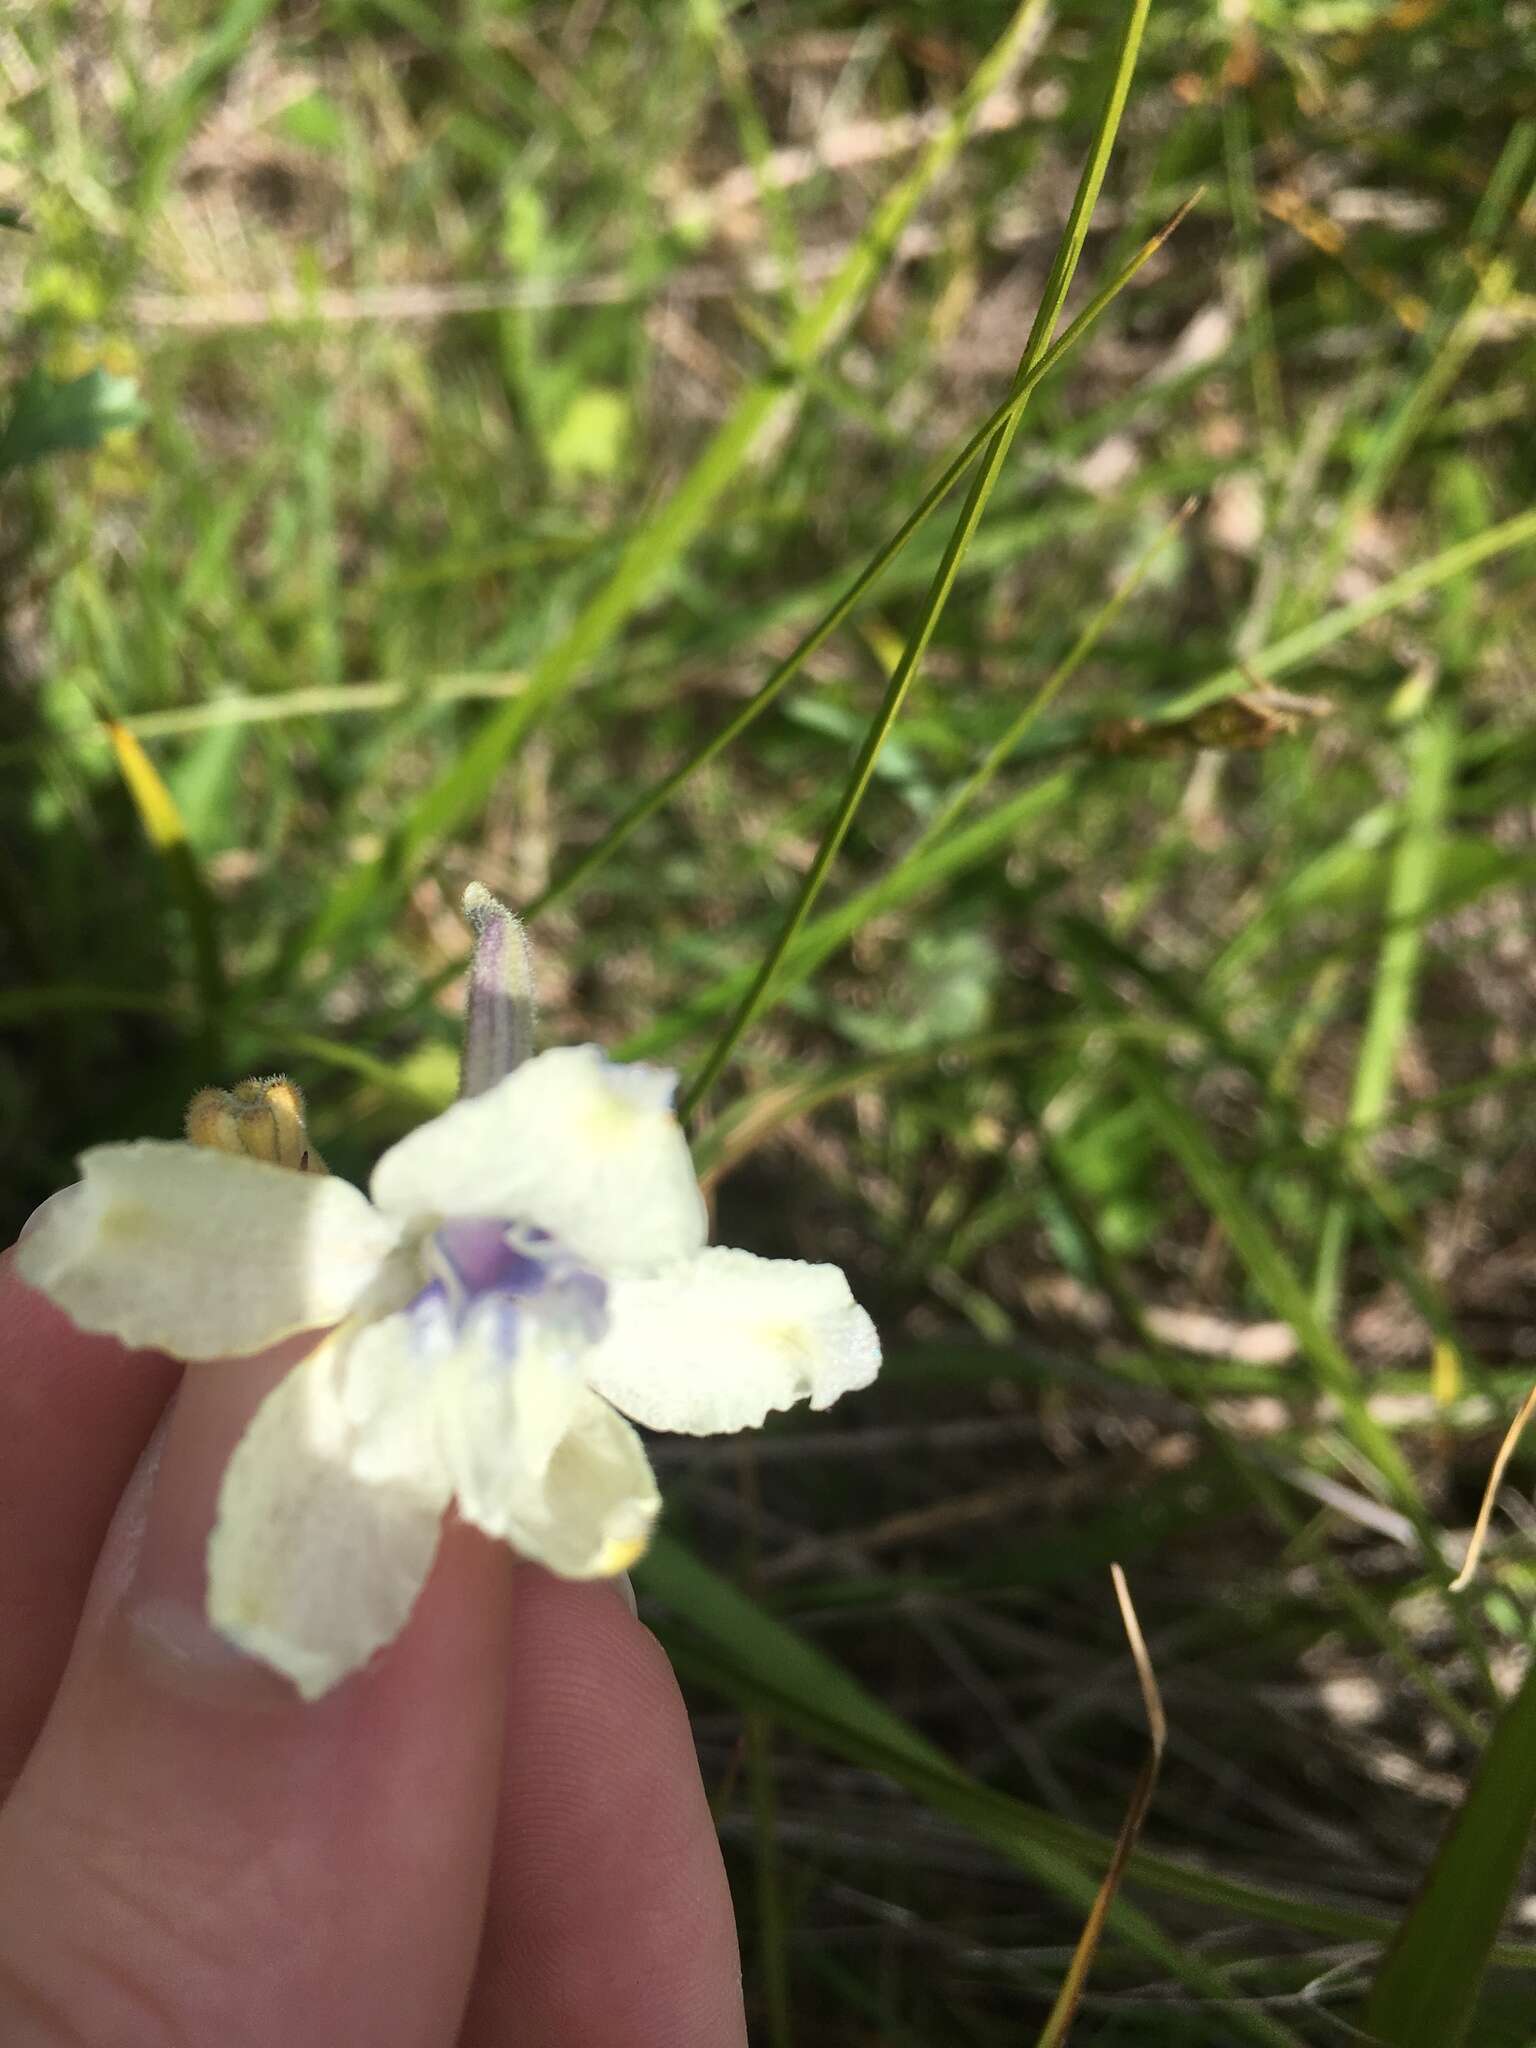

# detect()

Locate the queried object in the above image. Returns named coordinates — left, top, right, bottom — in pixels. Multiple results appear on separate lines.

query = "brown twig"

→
left=1034, top=1565, right=1167, bottom=2048
left=1450, top=1382, right=1536, bottom=1592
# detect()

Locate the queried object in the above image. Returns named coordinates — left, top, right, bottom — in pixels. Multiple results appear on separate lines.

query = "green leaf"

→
left=836, top=928, right=999, bottom=1053
left=546, top=387, right=630, bottom=480
left=274, top=90, right=346, bottom=150
left=0, top=367, right=145, bottom=476
left=1363, top=1658, right=1536, bottom=2046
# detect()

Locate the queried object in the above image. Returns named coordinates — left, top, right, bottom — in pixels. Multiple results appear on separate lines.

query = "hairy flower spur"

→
left=18, top=887, right=880, bottom=1698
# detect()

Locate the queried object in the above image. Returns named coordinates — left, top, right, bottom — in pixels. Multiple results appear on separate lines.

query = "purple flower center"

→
left=408, top=1217, right=608, bottom=1363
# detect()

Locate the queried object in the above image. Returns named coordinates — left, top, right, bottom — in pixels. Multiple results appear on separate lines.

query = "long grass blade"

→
left=1114, top=1044, right=1507, bottom=1708
left=1151, top=504, right=1536, bottom=725
left=1115, top=1047, right=1423, bottom=1517
left=641, top=1534, right=1535, bottom=1997
left=621, top=505, right=1536, bottom=1072
left=1311, top=688, right=1456, bottom=1321
left=679, top=0, right=1155, bottom=1117
left=286, top=0, right=1053, bottom=980
left=526, top=193, right=1201, bottom=924
left=1362, top=1656, right=1536, bottom=2046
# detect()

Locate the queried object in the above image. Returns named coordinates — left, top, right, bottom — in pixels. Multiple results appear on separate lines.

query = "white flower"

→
left=17, top=1045, right=880, bottom=1699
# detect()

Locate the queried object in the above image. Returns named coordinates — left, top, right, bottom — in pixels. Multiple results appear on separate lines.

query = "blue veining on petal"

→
left=407, top=1216, right=608, bottom=1369
left=403, top=1275, right=458, bottom=1363
left=434, top=1216, right=546, bottom=1301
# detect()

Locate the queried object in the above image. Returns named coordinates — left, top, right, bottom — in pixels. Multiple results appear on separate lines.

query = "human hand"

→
left=0, top=1250, right=749, bottom=2046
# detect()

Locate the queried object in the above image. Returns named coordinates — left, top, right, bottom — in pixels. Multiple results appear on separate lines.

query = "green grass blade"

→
left=690, top=1027, right=1058, bottom=1184
left=1299, top=125, right=1533, bottom=621
left=909, top=491, right=1195, bottom=861
left=1114, top=1041, right=1501, bottom=1715
left=622, top=767, right=1081, bottom=1062
left=525, top=196, right=1198, bottom=925
left=679, top=0, right=1153, bottom=1116
left=112, top=673, right=528, bottom=739
left=744, top=1703, right=792, bottom=2048
left=275, top=1031, right=449, bottom=1110
left=1312, top=688, right=1457, bottom=1321
left=131, top=0, right=284, bottom=217
left=1221, top=91, right=1286, bottom=469
left=641, top=1535, right=1306, bottom=2046
left=1151, top=505, right=1536, bottom=724
left=1115, top=1046, right=1424, bottom=1517
left=640, top=1531, right=947, bottom=1769
left=699, top=0, right=805, bottom=313
left=1026, top=1063, right=1484, bottom=1743
left=642, top=1534, right=1536, bottom=2009
left=286, top=0, right=1051, bottom=980
left=1362, top=1658, right=1536, bottom=2047
left=629, top=507, right=1536, bottom=1071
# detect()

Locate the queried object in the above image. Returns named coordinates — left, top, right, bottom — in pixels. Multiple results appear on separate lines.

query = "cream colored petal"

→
left=329, top=1304, right=447, bottom=1488
left=370, top=1045, right=705, bottom=1271
left=207, top=1327, right=451, bottom=1700
left=584, top=1246, right=881, bottom=1436
left=436, top=1331, right=660, bottom=1579
left=15, top=1142, right=402, bottom=1359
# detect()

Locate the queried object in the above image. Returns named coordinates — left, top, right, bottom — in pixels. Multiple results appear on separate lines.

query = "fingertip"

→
left=463, top=1568, right=747, bottom=2048
left=0, top=1352, right=517, bottom=2048
left=0, top=1252, right=180, bottom=1788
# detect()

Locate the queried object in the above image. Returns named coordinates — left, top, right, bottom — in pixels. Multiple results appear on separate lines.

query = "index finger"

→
left=0, top=1241, right=179, bottom=1790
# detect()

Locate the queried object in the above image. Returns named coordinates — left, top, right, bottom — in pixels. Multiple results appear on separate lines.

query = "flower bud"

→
left=459, top=881, right=537, bottom=1100
left=185, top=1075, right=327, bottom=1174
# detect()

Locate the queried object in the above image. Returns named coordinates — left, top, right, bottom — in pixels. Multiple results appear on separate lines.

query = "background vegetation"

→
left=5, top=2, right=1536, bottom=2040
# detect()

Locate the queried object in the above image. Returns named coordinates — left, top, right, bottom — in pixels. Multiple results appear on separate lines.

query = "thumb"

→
left=0, top=1350, right=514, bottom=2048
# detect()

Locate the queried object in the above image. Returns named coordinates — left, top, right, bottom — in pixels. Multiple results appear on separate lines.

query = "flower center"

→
left=408, top=1216, right=608, bottom=1365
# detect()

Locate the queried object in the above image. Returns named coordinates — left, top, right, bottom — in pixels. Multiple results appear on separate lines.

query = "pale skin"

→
left=0, top=1254, right=750, bottom=2046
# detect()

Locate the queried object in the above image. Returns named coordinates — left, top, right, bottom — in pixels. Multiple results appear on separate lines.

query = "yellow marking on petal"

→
left=596, top=1531, right=650, bottom=1575
left=578, top=1091, right=649, bottom=1146
left=99, top=1198, right=157, bottom=1245
left=762, top=1321, right=817, bottom=1385
left=763, top=1321, right=811, bottom=1354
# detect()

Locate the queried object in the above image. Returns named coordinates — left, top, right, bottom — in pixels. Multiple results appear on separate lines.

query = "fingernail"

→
left=610, top=1571, right=638, bottom=1618
left=123, top=1347, right=310, bottom=1704
left=83, top=1411, right=170, bottom=1625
